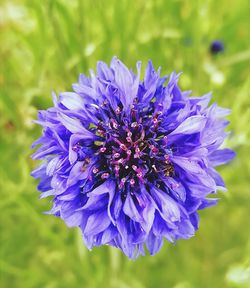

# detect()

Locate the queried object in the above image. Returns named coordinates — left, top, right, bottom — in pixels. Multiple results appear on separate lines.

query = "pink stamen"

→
left=164, top=154, right=170, bottom=160
left=110, top=119, right=118, bottom=129
left=131, top=122, right=138, bottom=128
left=153, top=118, right=158, bottom=124
left=135, top=147, right=140, bottom=153
left=119, top=178, right=126, bottom=189
left=115, top=107, right=121, bottom=114
left=101, top=172, right=110, bottom=179
left=150, top=145, right=158, bottom=153
left=137, top=172, right=143, bottom=178
left=118, top=158, right=125, bottom=164
left=127, top=131, right=132, bottom=137
left=114, top=153, right=120, bottom=158
left=93, top=167, right=99, bottom=174
left=130, top=179, right=135, bottom=186
left=97, top=129, right=104, bottom=136
left=100, top=147, right=106, bottom=153
left=120, top=144, right=127, bottom=151
left=132, top=165, right=138, bottom=171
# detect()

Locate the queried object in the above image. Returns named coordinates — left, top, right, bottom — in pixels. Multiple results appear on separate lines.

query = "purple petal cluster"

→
left=32, top=57, right=235, bottom=259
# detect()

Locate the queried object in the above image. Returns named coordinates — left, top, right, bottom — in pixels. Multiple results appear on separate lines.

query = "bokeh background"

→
left=1, top=0, right=250, bottom=287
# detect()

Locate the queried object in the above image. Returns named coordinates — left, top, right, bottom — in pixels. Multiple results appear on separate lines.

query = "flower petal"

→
left=146, top=232, right=163, bottom=256
left=59, top=92, right=85, bottom=110
left=59, top=113, right=94, bottom=137
left=209, top=148, right=235, bottom=166
left=151, top=186, right=181, bottom=223
left=123, top=193, right=142, bottom=223
left=168, top=116, right=207, bottom=137
left=84, top=210, right=111, bottom=236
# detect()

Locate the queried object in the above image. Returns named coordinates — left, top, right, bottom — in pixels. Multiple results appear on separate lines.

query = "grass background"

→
left=1, top=0, right=250, bottom=287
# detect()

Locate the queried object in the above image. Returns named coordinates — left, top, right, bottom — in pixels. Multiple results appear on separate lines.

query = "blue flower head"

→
left=32, top=58, right=235, bottom=259
left=210, top=40, right=224, bottom=54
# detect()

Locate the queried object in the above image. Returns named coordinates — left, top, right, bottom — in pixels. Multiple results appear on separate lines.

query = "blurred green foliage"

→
left=0, top=0, right=250, bottom=287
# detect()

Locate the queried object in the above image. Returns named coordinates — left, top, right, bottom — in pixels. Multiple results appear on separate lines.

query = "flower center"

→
left=88, top=104, right=175, bottom=190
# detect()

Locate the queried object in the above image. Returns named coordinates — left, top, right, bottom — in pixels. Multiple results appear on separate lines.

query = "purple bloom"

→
left=210, top=40, right=224, bottom=54
left=31, top=57, right=235, bottom=259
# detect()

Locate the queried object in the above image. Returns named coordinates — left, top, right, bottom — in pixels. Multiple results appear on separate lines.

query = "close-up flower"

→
left=32, top=57, right=235, bottom=259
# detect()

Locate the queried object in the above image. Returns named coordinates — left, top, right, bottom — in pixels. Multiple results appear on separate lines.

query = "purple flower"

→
left=210, top=40, right=224, bottom=54
left=31, top=57, right=235, bottom=259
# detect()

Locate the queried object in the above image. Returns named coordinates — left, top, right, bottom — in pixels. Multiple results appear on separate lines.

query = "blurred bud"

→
left=210, top=40, right=224, bottom=54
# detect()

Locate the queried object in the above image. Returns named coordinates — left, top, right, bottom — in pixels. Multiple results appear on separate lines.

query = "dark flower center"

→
left=82, top=100, right=176, bottom=191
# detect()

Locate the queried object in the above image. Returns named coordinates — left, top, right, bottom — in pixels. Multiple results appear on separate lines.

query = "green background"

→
left=1, top=0, right=250, bottom=287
